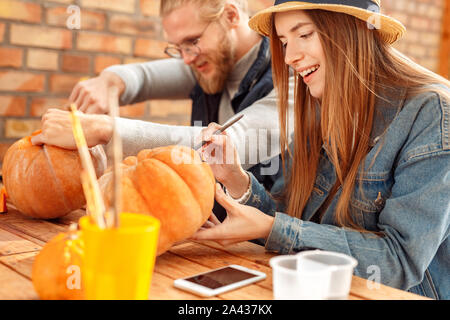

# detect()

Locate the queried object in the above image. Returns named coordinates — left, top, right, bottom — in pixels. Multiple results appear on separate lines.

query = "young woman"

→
left=192, top=0, right=450, bottom=299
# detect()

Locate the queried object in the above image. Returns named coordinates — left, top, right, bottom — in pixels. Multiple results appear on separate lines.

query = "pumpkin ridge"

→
left=24, top=149, right=42, bottom=174
left=150, top=157, right=203, bottom=220
left=42, top=145, right=71, bottom=214
left=7, top=143, right=39, bottom=178
left=8, top=146, right=42, bottom=214
left=11, top=144, right=40, bottom=179
left=138, top=158, right=202, bottom=243
left=128, top=166, right=153, bottom=215
left=150, top=148, right=214, bottom=220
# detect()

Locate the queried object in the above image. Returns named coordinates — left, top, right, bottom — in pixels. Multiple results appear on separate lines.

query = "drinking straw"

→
left=69, top=104, right=106, bottom=228
left=107, top=87, right=122, bottom=228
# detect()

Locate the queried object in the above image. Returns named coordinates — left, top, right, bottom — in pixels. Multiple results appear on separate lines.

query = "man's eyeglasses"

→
left=164, top=21, right=213, bottom=59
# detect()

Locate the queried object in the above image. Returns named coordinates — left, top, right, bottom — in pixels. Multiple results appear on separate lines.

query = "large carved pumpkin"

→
left=98, top=145, right=215, bottom=255
left=2, top=132, right=106, bottom=219
left=32, top=230, right=84, bottom=300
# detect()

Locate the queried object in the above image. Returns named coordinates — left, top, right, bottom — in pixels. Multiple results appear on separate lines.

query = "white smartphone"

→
left=173, top=264, right=266, bottom=297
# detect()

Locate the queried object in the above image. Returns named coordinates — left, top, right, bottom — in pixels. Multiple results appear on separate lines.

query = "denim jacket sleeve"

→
left=244, top=171, right=282, bottom=216
left=244, top=91, right=450, bottom=293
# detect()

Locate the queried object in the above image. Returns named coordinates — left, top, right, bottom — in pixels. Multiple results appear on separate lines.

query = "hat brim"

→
left=248, top=1, right=406, bottom=44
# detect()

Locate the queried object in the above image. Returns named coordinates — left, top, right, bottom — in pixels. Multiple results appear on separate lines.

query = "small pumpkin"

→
left=2, top=131, right=106, bottom=219
left=0, top=187, right=7, bottom=213
left=98, top=145, right=215, bottom=255
left=32, top=228, right=84, bottom=300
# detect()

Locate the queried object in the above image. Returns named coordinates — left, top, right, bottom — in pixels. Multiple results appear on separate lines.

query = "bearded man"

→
left=32, top=0, right=294, bottom=220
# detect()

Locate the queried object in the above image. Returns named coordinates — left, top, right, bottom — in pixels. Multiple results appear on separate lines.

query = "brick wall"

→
left=382, top=0, right=447, bottom=72
left=0, top=0, right=447, bottom=167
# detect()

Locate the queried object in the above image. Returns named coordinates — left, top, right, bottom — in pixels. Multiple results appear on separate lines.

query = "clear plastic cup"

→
left=296, top=250, right=358, bottom=300
left=270, top=250, right=358, bottom=300
left=270, top=255, right=332, bottom=300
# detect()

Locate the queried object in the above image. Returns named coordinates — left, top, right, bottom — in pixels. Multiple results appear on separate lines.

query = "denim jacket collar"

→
left=369, top=86, right=408, bottom=147
left=318, top=86, right=408, bottom=156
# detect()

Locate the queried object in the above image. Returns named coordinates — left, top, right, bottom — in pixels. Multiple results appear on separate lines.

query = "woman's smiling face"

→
left=275, top=10, right=326, bottom=99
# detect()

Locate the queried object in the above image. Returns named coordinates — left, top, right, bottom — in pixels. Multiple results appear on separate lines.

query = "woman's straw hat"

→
left=249, top=0, right=406, bottom=44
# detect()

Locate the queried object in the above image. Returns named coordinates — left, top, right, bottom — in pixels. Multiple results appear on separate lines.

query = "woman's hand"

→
left=199, top=123, right=249, bottom=199
left=191, top=184, right=274, bottom=246
left=30, top=108, right=113, bottom=149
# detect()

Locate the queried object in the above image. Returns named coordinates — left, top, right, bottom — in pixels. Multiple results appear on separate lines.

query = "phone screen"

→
left=184, top=267, right=258, bottom=289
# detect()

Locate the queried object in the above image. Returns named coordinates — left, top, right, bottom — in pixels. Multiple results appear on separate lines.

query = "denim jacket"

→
left=243, top=86, right=450, bottom=299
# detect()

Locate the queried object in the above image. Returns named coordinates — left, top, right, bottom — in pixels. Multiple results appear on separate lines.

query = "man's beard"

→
left=192, top=30, right=235, bottom=95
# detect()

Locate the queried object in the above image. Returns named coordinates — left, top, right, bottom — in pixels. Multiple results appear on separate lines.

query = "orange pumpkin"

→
left=2, top=132, right=106, bottom=219
left=0, top=187, right=7, bottom=213
left=32, top=229, right=84, bottom=300
left=98, top=145, right=215, bottom=255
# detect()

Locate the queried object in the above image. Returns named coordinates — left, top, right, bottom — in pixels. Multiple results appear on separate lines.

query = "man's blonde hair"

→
left=160, top=0, right=248, bottom=21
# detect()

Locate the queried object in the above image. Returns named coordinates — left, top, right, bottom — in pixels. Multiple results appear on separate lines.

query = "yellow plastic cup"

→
left=79, top=213, right=160, bottom=300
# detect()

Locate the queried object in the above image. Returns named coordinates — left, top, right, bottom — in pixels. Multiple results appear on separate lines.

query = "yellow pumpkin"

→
left=98, top=145, right=215, bottom=255
left=32, top=229, right=84, bottom=300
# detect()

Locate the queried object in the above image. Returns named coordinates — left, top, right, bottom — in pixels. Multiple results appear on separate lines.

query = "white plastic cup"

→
left=269, top=255, right=332, bottom=300
left=296, top=250, right=358, bottom=300
left=269, top=250, right=358, bottom=300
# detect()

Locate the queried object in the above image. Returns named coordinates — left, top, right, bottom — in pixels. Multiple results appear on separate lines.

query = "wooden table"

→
left=0, top=205, right=427, bottom=300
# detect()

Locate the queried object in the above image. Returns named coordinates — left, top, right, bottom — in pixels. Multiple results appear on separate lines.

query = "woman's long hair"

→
left=270, top=10, right=450, bottom=232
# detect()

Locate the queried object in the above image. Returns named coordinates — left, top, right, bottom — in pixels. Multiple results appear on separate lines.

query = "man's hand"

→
left=31, top=109, right=113, bottom=149
left=69, top=71, right=125, bottom=114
